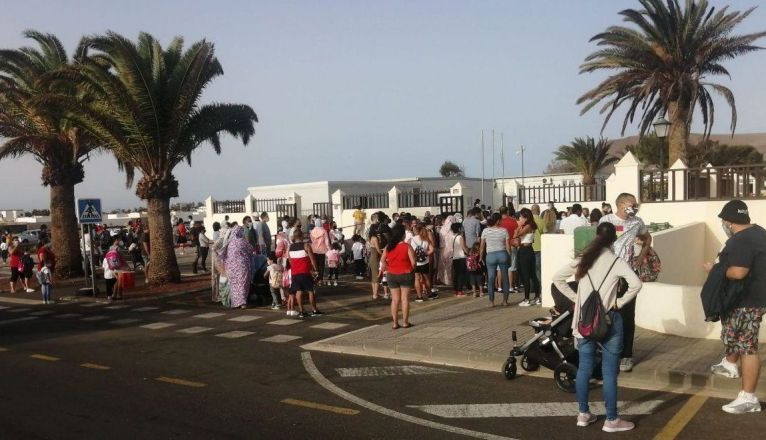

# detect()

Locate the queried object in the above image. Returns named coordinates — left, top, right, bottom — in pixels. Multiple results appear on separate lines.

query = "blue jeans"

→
left=41, top=283, right=52, bottom=302
left=576, top=311, right=623, bottom=421
left=485, top=250, right=509, bottom=303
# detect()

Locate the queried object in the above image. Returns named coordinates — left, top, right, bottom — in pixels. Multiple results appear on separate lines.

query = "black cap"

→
left=718, top=200, right=750, bottom=224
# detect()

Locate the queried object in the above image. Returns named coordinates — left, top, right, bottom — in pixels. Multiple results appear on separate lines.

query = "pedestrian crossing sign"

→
left=77, top=198, right=102, bottom=224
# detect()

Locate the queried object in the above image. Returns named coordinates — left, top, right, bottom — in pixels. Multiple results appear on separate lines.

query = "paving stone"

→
left=228, top=315, right=261, bottom=322
left=141, top=322, right=176, bottom=330
left=311, top=322, right=349, bottom=330
left=177, top=326, right=213, bottom=334
left=260, top=334, right=302, bottom=343
left=193, top=312, right=225, bottom=319
left=162, top=309, right=191, bottom=315
left=216, top=330, right=254, bottom=339
left=267, top=319, right=301, bottom=326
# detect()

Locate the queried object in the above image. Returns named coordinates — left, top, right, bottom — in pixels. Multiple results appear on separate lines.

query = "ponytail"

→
left=575, top=222, right=617, bottom=280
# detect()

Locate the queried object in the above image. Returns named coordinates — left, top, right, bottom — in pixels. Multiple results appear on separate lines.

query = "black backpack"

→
left=577, top=258, right=618, bottom=342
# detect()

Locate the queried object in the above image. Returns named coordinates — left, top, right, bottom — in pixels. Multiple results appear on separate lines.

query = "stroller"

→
left=502, top=282, right=602, bottom=392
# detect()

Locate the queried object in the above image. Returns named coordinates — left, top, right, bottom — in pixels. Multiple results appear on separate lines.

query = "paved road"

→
left=0, top=286, right=764, bottom=440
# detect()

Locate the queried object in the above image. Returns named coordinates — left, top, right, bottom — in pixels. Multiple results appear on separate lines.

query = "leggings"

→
left=314, top=254, right=326, bottom=282
left=327, top=267, right=339, bottom=280
left=517, top=246, right=540, bottom=300
left=452, top=258, right=467, bottom=293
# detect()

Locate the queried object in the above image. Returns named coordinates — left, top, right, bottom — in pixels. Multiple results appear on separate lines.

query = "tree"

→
left=0, top=30, right=96, bottom=277
left=685, top=140, right=763, bottom=168
left=577, top=0, right=765, bottom=165
left=439, top=160, right=464, bottom=177
left=553, top=137, right=618, bottom=184
left=66, top=32, right=258, bottom=284
left=543, top=160, right=577, bottom=175
left=625, top=134, right=667, bottom=167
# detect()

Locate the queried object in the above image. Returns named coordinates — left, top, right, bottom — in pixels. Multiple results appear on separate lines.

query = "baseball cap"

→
left=718, top=200, right=750, bottom=224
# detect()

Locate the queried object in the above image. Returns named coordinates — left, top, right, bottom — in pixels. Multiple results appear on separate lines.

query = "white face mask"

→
left=624, top=206, right=638, bottom=217
left=722, top=221, right=734, bottom=238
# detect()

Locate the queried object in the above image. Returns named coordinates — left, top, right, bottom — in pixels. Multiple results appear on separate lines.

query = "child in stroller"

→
left=502, top=281, right=602, bottom=392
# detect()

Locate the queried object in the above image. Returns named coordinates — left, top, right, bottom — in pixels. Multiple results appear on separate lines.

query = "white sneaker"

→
left=25, top=288, right=34, bottom=293
left=619, top=357, right=634, bottom=372
left=722, top=391, right=761, bottom=414
left=576, top=412, right=597, bottom=427
left=333, top=281, right=338, bottom=287
left=518, top=300, right=531, bottom=307
left=711, top=357, right=740, bottom=378
left=602, top=418, right=635, bottom=432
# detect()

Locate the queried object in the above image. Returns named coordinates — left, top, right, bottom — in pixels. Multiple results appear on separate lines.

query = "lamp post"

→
left=652, top=116, right=670, bottom=170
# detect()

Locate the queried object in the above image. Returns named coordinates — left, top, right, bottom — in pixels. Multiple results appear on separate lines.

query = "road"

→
left=0, top=283, right=764, bottom=440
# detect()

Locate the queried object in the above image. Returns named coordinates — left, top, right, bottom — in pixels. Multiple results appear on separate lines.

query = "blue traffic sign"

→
left=77, top=199, right=102, bottom=224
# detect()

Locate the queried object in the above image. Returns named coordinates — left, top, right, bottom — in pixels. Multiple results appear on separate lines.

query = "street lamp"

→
left=652, top=117, right=670, bottom=170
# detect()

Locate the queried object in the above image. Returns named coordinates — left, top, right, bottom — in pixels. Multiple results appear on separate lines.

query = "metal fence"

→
left=342, top=193, right=389, bottom=210
left=517, top=181, right=606, bottom=205
left=212, top=200, right=245, bottom=214
left=641, top=163, right=766, bottom=202
left=397, top=189, right=446, bottom=208
left=251, top=197, right=287, bottom=213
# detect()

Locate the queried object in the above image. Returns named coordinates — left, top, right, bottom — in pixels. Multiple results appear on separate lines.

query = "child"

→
left=264, top=252, right=284, bottom=310
left=103, top=238, right=127, bottom=300
left=466, top=243, right=484, bottom=298
left=0, top=240, right=7, bottom=264
left=21, top=249, right=35, bottom=293
left=380, top=261, right=390, bottom=300
left=351, top=235, right=365, bottom=279
left=326, top=243, right=341, bottom=287
left=37, top=257, right=53, bottom=304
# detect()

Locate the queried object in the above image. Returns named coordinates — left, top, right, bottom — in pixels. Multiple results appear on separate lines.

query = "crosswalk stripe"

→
left=132, top=307, right=159, bottom=312
left=155, top=376, right=206, bottom=388
left=141, top=322, right=176, bottom=330
left=177, top=326, right=213, bottom=334
left=55, top=313, right=83, bottom=319
left=311, top=322, right=349, bottom=330
left=81, top=363, right=111, bottom=370
left=228, top=315, right=261, bottom=322
left=82, top=315, right=110, bottom=322
left=8, top=308, right=32, bottom=313
left=29, top=310, right=56, bottom=316
left=0, top=306, right=9, bottom=310
left=407, top=400, right=665, bottom=418
left=80, top=302, right=105, bottom=308
left=30, top=354, right=60, bottom=362
left=193, top=312, right=225, bottom=319
left=0, top=316, right=39, bottom=325
left=261, top=334, right=302, bottom=343
left=215, top=330, right=254, bottom=339
left=110, top=318, right=141, bottom=325
left=336, top=365, right=457, bottom=377
left=105, top=305, right=129, bottom=310
left=267, top=318, right=301, bottom=326
left=162, top=309, right=191, bottom=315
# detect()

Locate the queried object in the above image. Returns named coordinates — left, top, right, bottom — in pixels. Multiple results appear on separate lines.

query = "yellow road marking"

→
left=30, top=354, right=60, bottom=362
left=652, top=394, right=709, bottom=440
left=80, top=363, right=111, bottom=370
left=281, top=398, right=360, bottom=416
left=155, top=376, right=207, bottom=388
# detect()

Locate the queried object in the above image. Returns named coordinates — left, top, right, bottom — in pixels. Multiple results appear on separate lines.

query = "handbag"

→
left=577, top=258, right=618, bottom=342
left=631, top=247, right=661, bottom=282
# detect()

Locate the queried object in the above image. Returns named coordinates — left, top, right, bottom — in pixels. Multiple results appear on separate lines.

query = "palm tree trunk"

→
left=668, top=100, right=691, bottom=166
left=146, top=197, right=181, bottom=284
left=49, top=184, right=83, bottom=278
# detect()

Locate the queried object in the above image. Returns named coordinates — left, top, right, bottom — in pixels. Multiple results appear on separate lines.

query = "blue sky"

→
left=1, top=0, right=765, bottom=210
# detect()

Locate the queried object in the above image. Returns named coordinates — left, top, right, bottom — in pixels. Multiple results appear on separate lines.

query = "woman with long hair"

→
left=217, top=224, right=254, bottom=309
left=381, top=224, right=416, bottom=329
left=410, top=222, right=434, bottom=302
left=479, top=213, right=511, bottom=307
left=552, top=222, right=642, bottom=432
left=515, top=208, right=541, bottom=306
left=542, top=209, right=558, bottom=234
left=367, top=223, right=383, bottom=299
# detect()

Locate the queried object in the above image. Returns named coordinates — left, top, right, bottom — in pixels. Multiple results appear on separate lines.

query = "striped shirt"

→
left=288, top=242, right=312, bottom=275
left=481, top=227, right=509, bottom=253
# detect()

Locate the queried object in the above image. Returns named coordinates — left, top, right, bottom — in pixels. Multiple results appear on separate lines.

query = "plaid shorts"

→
left=721, top=307, right=766, bottom=356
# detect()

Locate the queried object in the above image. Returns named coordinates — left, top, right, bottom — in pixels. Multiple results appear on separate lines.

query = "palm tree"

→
left=0, top=30, right=96, bottom=277
left=64, top=32, right=257, bottom=284
left=554, top=136, right=618, bottom=185
left=577, top=0, right=766, bottom=165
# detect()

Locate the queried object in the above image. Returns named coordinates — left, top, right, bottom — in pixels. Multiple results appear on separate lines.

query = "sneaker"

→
left=602, top=418, right=635, bottom=432
left=415, top=298, right=425, bottom=303
left=25, top=288, right=34, bottom=293
left=428, top=292, right=439, bottom=300
left=518, top=300, right=531, bottom=307
left=722, top=391, right=761, bottom=414
left=309, top=310, right=324, bottom=316
left=297, top=312, right=308, bottom=319
left=711, top=357, right=740, bottom=379
left=619, top=357, right=634, bottom=372
left=271, top=304, right=281, bottom=310
left=534, top=298, right=542, bottom=305
left=333, top=281, right=338, bottom=287
left=577, top=412, right=598, bottom=427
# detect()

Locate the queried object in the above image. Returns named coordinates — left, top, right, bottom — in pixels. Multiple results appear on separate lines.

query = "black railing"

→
left=517, top=182, right=606, bottom=205
left=252, top=197, right=287, bottom=213
left=342, top=193, right=389, bottom=210
left=397, top=189, right=446, bottom=208
left=641, top=164, right=766, bottom=202
left=213, top=200, right=245, bottom=214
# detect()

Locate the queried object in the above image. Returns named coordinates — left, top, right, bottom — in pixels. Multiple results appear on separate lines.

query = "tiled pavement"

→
left=302, top=295, right=766, bottom=397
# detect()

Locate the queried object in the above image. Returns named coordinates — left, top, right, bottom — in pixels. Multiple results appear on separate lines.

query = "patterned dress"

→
left=219, top=226, right=253, bottom=308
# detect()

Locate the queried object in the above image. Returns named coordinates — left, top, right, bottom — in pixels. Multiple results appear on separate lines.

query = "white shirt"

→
left=599, top=214, right=648, bottom=262
left=451, top=235, right=466, bottom=259
left=102, top=257, right=115, bottom=280
left=559, top=214, right=589, bottom=235
left=351, top=242, right=364, bottom=260
left=199, top=232, right=211, bottom=248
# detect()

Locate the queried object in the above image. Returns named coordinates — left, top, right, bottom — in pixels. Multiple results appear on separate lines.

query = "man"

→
left=242, top=216, right=256, bottom=248
left=499, top=206, right=519, bottom=292
left=389, top=213, right=399, bottom=229
left=352, top=206, right=366, bottom=236
left=559, top=203, right=589, bottom=234
left=706, top=200, right=766, bottom=414
left=462, top=208, right=481, bottom=249
left=253, top=212, right=272, bottom=254
left=599, top=193, right=652, bottom=372
left=530, top=204, right=544, bottom=283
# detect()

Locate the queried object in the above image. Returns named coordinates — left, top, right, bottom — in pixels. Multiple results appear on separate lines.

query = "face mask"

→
left=722, top=221, right=734, bottom=238
left=624, top=206, right=638, bottom=217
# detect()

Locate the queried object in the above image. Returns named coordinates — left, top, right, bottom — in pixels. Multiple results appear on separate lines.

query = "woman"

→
left=514, top=208, right=541, bottom=306
left=410, top=222, right=434, bottom=302
left=450, top=222, right=469, bottom=296
left=552, top=222, right=641, bottom=432
left=217, top=223, right=253, bottom=309
left=438, top=215, right=455, bottom=286
left=381, top=224, right=416, bottom=329
left=8, top=240, right=24, bottom=293
left=542, top=209, right=558, bottom=234
left=589, top=208, right=603, bottom=226
left=309, top=218, right=330, bottom=286
left=176, top=219, right=188, bottom=255
left=367, top=224, right=383, bottom=299
left=479, top=213, right=511, bottom=307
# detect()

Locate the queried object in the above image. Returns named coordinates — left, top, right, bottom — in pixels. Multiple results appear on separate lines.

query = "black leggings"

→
left=517, top=246, right=540, bottom=300
left=452, top=258, right=467, bottom=293
left=617, top=279, right=636, bottom=358
left=314, top=254, right=326, bottom=282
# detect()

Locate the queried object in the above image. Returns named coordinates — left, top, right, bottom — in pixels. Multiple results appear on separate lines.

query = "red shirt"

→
left=37, top=247, right=56, bottom=272
left=288, top=242, right=312, bottom=275
left=385, top=242, right=413, bottom=275
left=500, top=216, right=518, bottom=247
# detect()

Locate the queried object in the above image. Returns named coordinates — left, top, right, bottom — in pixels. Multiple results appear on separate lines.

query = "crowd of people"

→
left=1, top=227, right=56, bottom=303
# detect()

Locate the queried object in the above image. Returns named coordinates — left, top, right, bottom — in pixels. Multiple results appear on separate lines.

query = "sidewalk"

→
left=303, top=294, right=766, bottom=398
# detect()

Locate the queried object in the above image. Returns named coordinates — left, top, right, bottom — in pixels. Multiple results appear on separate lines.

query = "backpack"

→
left=577, top=258, right=618, bottom=342
left=269, top=269, right=284, bottom=289
left=466, top=254, right=480, bottom=272
left=105, top=249, right=121, bottom=271
left=412, top=239, right=427, bottom=264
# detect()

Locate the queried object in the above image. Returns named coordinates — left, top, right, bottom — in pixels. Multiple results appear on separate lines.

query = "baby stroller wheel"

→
left=502, top=357, right=517, bottom=380
left=521, top=355, right=540, bottom=372
left=553, top=362, right=578, bottom=393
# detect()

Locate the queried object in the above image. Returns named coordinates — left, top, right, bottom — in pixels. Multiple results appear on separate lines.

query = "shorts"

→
left=509, top=247, right=518, bottom=271
left=414, top=263, right=430, bottom=274
left=10, top=267, right=20, bottom=282
left=23, top=270, right=33, bottom=280
left=289, top=273, right=314, bottom=294
left=721, top=307, right=766, bottom=356
left=387, top=272, right=414, bottom=289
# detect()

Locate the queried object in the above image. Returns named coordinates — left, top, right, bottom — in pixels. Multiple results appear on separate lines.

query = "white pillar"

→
left=669, top=158, right=687, bottom=201
left=606, top=151, right=642, bottom=204
left=388, top=186, right=399, bottom=213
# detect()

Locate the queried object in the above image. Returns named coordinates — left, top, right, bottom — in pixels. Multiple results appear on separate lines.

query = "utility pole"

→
left=481, top=130, right=485, bottom=206
left=501, top=132, right=506, bottom=206
left=491, top=129, right=496, bottom=208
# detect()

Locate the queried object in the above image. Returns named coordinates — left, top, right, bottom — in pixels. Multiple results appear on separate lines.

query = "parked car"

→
left=18, top=229, right=42, bottom=246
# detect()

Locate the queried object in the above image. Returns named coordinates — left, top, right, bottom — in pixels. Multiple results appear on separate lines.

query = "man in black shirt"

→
left=706, top=200, right=766, bottom=414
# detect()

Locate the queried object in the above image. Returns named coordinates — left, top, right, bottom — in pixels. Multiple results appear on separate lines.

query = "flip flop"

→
left=402, top=323, right=413, bottom=328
